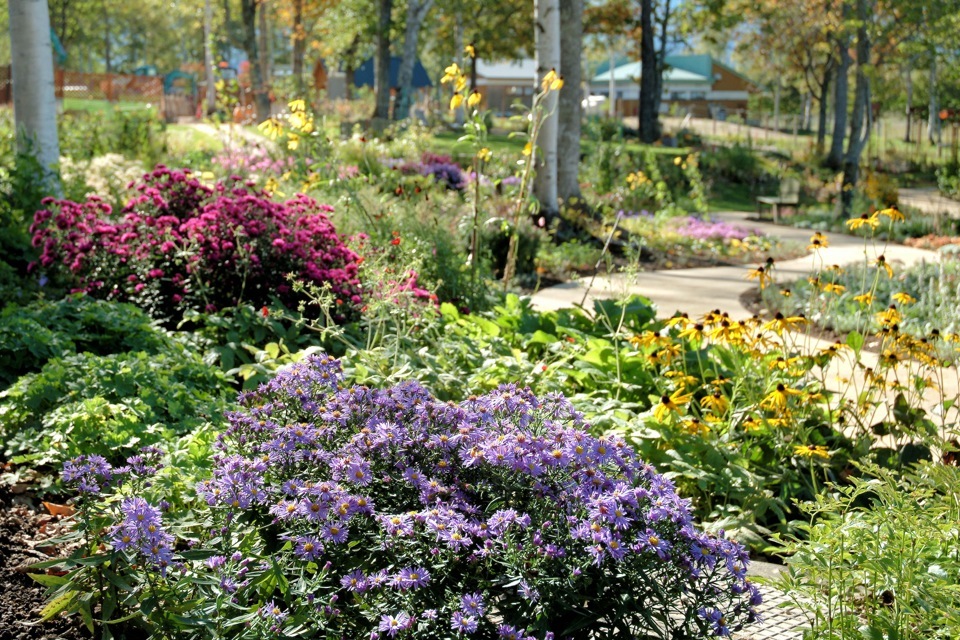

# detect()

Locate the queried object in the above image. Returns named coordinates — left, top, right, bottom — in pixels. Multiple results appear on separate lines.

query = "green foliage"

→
left=0, top=346, right=232, bottom=472
left=58, top=109, right=168, bottom=166
left=0, top=296, right=173, bottom=387
left=773, top=462, right=960, bottom=640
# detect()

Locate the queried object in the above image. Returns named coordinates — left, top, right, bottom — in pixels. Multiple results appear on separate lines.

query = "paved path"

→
left=531, top=216, right=957, bottom=639
left=898, top=187, right=960, bottom=220
left=532, top=212, right=938, bottom=320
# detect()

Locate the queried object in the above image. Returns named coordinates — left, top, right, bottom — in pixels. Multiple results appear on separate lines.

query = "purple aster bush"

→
left=54, top=355, right=759, bottom=639
left=29, top=166, right=362, bottom=323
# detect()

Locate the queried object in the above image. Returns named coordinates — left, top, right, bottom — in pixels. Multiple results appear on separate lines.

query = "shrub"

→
left=0, top=347, right=232, bottom=471
left=50, top=355, right=760, bottom=639
left=30, top=167, right=362, bottom=323
left=0, top=296, right=171, bottom=387
left=774, top=462, right=960, bottom=640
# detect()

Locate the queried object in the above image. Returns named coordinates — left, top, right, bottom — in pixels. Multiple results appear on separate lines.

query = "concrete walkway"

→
left=531, top=216, right=958, bottom=640
left=532, top=212, right=939, bottom=320
left=898, top=187, right=960, bottom=220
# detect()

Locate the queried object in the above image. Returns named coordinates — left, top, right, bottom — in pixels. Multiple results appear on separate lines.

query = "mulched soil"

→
left=0, top=486, right=89, bottom=640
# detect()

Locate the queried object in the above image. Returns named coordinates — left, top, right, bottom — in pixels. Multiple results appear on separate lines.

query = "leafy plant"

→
left=45, top=355, right=762, bottom=639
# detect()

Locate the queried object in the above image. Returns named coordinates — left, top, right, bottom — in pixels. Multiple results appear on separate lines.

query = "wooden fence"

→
left=0, top=66, right=196, bottom=121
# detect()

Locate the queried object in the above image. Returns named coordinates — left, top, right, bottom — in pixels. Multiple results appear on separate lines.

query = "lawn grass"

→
left=165, top=124, right=224, bottom=156
left=707, top=181, right=757, bottom=212
left=62, top=98, right=158, bottom=115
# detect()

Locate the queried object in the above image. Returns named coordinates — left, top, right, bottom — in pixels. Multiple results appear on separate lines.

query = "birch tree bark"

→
left=533, top=0, right=560, bottom=213
left=557, top=0, right=582, bottom=202
left=8, top=0, right=61, bottom=186
left=393, top=0, right=434, bottom=121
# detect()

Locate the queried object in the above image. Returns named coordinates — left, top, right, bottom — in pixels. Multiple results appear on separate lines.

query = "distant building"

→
left=474, top=59, right=539, bottom=115
left=590, top=54, right=755, bottom=119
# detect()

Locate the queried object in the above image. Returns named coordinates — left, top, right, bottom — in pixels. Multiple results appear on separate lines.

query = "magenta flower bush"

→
left=674, top=217, right=762, bottom=242
left=30, top=167, right=361, bottom=321
left=58, top=355, right=760, bottom=639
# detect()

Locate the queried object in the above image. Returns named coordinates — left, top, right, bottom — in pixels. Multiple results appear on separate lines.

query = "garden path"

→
left=189, top=122, right=272, bottom=149
left=532, top=212, right=958, bottom=423
left=531, top=218, right=959, bottom=639
left=898, top=186, right=960, bottom=220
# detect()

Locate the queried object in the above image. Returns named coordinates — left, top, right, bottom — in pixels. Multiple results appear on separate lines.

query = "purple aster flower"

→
left=379, top=612, right=411, bottom=637
left=321, top=521, right=349, bottom=544
left=62, top=454, right=114, bottom=494
left=498, top=624, right=523, bottom=640
left=460, top=593, right=485, bottom=616
left=341, top=569, right=368, bottom=592
left=294, top=535, right=324, bottom=560
left=451, top=611, right=478, bottom=634
left=392, top=566, right=430, bottom=590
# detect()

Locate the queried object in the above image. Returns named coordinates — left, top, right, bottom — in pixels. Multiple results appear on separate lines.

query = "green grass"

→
left=707, top=182, right=757, bottom=212
left=165, top=124, right=224, bottom=156
left=62, top=98, right=158, bottom=115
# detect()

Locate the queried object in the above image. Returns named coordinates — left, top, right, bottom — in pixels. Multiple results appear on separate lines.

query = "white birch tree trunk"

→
left=8, top=0, right=60, bottom=184
left=533, top=0, right=560, bottom=214
left=204, top=0, right=216, bottom=114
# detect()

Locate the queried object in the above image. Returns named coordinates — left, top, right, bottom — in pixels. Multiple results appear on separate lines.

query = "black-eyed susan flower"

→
left=700, top=391, right=728, bottom=415
left=877, top=205, right=904, bottom=222
left=846, top=212, right=880, bottom=231
left=653, top=388, right=694, bottom=422
left=450, top=93, right=464, bottom=110
left=467, top=90, right=481, bottom=108
left=258, top=117, right=284, bottom=140
left=823, top=282, right=846, bottom=295
left=876, top=305, right=901, bottom=326
left=464, top=43, right=476, bottom=58
left=874, top=254, right=893, bottom=278
left=745, top=265, right=772, bottom=290
left=892, top=292, right=916, bottom=305
left=807, top=232, right=829, bottom=251
left=853, top=292, right=875, bottom=305
left=762, top=311, right=807, bottom=335
left=761, top=383, right=801, bottom=411
left=794, top=444, right=830, bottom=459
left=477, top=147, right=492, bottom=162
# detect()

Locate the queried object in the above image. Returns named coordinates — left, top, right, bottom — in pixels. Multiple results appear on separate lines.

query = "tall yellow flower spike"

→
left=441, top=63, right=461, bottom=84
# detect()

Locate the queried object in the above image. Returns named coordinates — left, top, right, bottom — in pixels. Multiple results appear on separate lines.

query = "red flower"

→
left=391, top=237, right=401, bottom=246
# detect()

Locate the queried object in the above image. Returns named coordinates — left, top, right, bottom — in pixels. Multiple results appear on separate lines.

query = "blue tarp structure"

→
left=352, top=57, right=432, bottom=89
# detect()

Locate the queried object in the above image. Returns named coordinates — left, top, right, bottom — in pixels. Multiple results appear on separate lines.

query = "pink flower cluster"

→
left=31, top=166, right=361, bottom=321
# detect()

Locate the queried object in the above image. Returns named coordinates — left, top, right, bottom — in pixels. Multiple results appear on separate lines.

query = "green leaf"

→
left=846, top=329, right=864, bottom=352
left=39, top=591, right=76, bottom=622
left=27, top=573, right=69, bottom=588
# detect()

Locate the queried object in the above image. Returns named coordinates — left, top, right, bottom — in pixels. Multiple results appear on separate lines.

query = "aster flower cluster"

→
left=29, top=166, right=362, bottom=322
left=184, top=354, right=759, bottom=638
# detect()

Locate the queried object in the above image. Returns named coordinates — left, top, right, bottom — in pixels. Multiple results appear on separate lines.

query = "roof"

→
left=591, top=61, right=711, bottom=85
left=352, top=56, right=432, bottom=89
left=665, top=54, right=754, bottom=85
left=475, top=59, right=539, bottom=81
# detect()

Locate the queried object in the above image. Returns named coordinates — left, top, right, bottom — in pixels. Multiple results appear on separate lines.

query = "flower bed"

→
left=51, top=355, right=760, bottom=639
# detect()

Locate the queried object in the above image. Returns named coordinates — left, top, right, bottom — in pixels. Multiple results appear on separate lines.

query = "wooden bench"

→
left=757, top=177, right=800, bottom=223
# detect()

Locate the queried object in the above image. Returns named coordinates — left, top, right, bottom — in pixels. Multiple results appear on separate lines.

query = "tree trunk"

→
left=372, top=0, right=393, bottom=121
left=816, top=63, right=832, bottom=155
left=638, top=0, right=658, bottom=143
left=393, top=0, right=434, bottom=121
left=557, top=0, right=582, bottom=203
left=651, top=0, right=670, bottom=124
left=344, top=37, right=358, bottom=101
left=204, top=0, right=216, bottom=114
left=533, top=0, right=560, bottom=213
left=927, top=55, right=939, bottom=146
left=840, top=0, right=871, bottom=218
left=292, top=0, right=305, bottom=96
left=102, top=0, right=112, bottom=73
left=826, top=3, right=851, bottom=169
left=607, top=42, right=616, bottom=118
left=241, top=0, right=271, bottom=121
left=453, top=10, right=464, bottom=127
left=258, top=1, right=271, bottom=93
left=8, top=0, right=61, bottom=188
left=903, top=60, right=912, bottom=142
left=773, top=78, right=781, bottom=132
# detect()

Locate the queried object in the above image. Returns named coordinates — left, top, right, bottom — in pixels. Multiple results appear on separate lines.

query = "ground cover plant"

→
left=43, top=355, right=761, bottom=640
